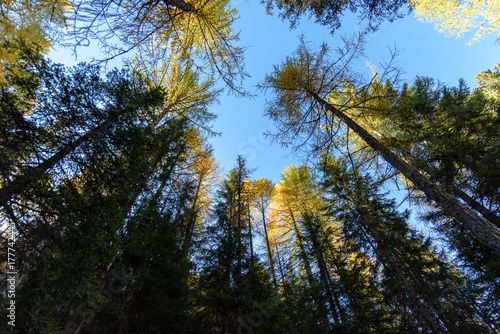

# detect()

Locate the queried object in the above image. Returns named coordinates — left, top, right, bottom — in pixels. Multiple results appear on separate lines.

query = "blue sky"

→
left=49, top=1, right=499, bottom=185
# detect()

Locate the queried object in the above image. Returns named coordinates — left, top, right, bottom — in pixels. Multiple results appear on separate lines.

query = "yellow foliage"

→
left=410, top=0, right=500, bottom=45
left=0, top=0, right=71, bottom=84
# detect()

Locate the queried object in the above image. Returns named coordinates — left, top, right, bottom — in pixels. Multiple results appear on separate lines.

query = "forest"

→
left=0, top=0, right=499, bottom=333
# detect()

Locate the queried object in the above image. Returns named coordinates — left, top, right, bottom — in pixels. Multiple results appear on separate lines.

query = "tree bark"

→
left=310, top=91, right=500, bottom=255
left=402, top=152, right=500, bottom=227
left=260, top=205, right=278, bottom=289
left=0, top=120, right=110, bottom=207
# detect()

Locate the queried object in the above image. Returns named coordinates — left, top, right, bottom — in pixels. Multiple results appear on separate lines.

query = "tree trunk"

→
left=402, top=152, right=500, bottom=227
left=181, top=168, right=205, bottom=255
left=310, top=91, right=500, bottom=255
left=0, top=119, right=110, bottom=207
left=247, top=203, right=254, bottom=267
left=287, top=207, right=315, bottom=287
left=261, top=205, right=278, bottom=289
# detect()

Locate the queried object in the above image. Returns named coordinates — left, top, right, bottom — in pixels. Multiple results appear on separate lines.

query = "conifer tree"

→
left=69, top=0, right=247, bottom=94
left=321, top=156, right=495, bottom=333
left=194, top=157, right=274, bottom=333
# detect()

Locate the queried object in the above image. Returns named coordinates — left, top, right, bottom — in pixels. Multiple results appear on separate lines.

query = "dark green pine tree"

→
left=378, top=76, right=500, bottom=226
left=73, top=118, right=195, bottom=334
left=193, top=156, right=275, bottom=334
left=373, top=75, right=500, bottom=324
left=320, top=156, right=494, bottom=334
left=0, top=58, right=170, bottom=333
left=277, top=164, right=391, bottom=332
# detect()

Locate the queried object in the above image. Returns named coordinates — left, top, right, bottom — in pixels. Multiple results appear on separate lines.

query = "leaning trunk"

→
left=0, top=119, right=110, bottom=207
left=310, top=91, right=500, bottom=255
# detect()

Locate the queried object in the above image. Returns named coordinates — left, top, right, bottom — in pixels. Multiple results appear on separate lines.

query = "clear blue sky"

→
left=49, top=1, right=499, bottom=185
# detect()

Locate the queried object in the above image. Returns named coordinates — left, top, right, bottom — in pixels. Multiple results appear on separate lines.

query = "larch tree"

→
left=68, top=0, right=247, bottom=94
left=0, top=0, right=71, bottom=84
left=250, top=177, right=279, bottom=289
left=409, top=0, right=500, bottom=45
left=259, top=36, right=500, bottom=255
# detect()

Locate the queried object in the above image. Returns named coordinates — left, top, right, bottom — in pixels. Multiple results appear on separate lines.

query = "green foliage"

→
left=193, top=157, right=278, bottom=333
left=263, top=0, right=410, bottom=33
left=380, top=76, right=500, bottom=214
left=321, top=156, right=492, bottom=333
left=2, top=1, right=500, bottom=333
left=0, top=0, right=70, bottom=84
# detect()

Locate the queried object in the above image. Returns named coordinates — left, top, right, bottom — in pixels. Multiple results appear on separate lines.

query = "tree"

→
left=0, top=46, right=223, bottom=331
left=410, top=0, right=500, bottom=45
left=0, top=60, right=165, bottom=208
left=271, top=165, right=342, bottom=330
left=263, top=0, right=410, bottom=33
left=69, top=0, right=247, bottom=94
left=372, top=76, right=500, bottom=223
left=0, top=58, right=199, bottom=332
left=250, top=177, right=278, bottom=289
left=259, top=36, right=500, bottom=255
left=321, top=156, right=495, bottom=333
left=193, top=157, right=275, bottom=333
left=368, top=73, right=500, bottom=327
left=0, top=0, right=70, bottom=84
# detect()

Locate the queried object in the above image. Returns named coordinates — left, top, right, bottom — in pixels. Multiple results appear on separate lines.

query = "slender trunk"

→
left=286, top=205, right=330, bottom=326
left=275, top=240, right=297, bottom=334
left=305, top=217, right=342, bottom=324
left=339, top=177, right=445, bottom=334
left=326, top=241, right=361, bottom=315
left=236, top=177, right=242, bottom=276
left=119, top=119, right=187, bottom=225
left=364, top=222, right=443, bottom=334
left=0, top=120, right=110, bottom=207
left=287, top=206, right=314, bottom=287
left=310, top=91, right=500, bottom=255
left=181, top=168, right=205, bottom=255
left=261, top=205, right=278, bottom=289
left=247, top=203, right=254, bottom=268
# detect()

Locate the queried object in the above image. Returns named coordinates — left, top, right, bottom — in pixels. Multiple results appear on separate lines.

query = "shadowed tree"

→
left=321, top=156, right=495, bottom=333
left=263, top=0, right=410, bottom=33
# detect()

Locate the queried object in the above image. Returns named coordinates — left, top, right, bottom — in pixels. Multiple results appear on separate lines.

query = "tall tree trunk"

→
left=367, top=226, right=443, bottom=334
left=305, top=216, right=343, bottom=324
left=248, top=204, right=255, bottom=268
left=181, top=167, right=205, bottom=255
left=261, top=205, right=278, bottom=289
left=0, top=119, right=110, bottom=207
left=403, top=152, right=500, bottom=227
left=275, top=239, right=297, bottom=333
left=310, top=91, right=500, bottom=255
left=287, top=206, right=315, bottom=287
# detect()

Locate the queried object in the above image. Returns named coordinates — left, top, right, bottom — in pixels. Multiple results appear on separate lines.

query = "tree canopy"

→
left=1, top=1, right=499, bottom=333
